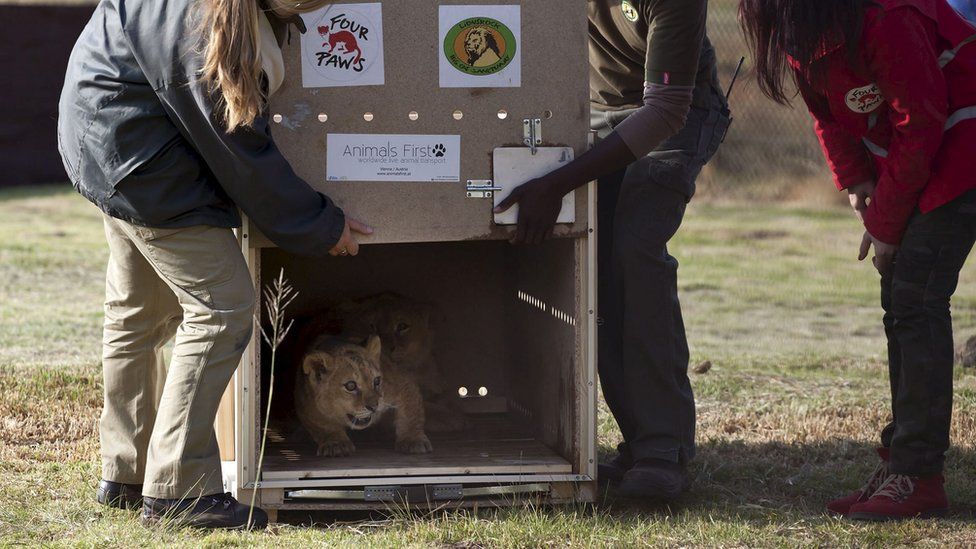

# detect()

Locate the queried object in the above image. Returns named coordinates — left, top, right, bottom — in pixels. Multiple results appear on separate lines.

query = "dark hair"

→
left=739, top=0, right=869, bottom=104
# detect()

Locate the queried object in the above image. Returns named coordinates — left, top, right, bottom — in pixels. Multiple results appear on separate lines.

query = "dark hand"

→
left=493, top=175, right=566, bottom=244
left=858, top=230, right=898, bottom=276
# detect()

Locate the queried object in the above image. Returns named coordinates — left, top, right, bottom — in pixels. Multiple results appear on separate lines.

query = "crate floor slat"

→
left=262, top=413, right=572, bottom=479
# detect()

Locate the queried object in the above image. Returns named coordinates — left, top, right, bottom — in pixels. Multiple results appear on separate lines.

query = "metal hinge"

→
left=523, top=118, right=542, bottom=154
left=466, top=179, right=502, bottom=199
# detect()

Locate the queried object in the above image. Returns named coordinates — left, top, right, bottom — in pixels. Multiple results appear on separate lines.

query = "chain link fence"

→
left=700, top=0, right=833, bottom=201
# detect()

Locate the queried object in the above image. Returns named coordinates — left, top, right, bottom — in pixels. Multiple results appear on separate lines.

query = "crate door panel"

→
left=268, top=0, right=589, bottom=244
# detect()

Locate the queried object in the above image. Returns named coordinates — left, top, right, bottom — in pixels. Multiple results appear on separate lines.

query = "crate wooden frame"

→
left=216, top=0, right=596, bottom=517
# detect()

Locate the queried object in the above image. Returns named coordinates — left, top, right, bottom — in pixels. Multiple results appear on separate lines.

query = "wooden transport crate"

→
left=216, top=0, right=596, bottom=517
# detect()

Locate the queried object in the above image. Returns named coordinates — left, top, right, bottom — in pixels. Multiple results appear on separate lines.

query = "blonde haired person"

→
left=58, top=0, right=369, bottom=529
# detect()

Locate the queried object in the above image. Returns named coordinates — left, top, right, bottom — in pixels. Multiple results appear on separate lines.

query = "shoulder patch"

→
left=621, top=0, right=640, bottom=22
left=845, top=83, right=885, bottom=114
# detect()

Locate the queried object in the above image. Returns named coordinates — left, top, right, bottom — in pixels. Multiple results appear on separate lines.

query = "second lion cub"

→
left=295, top=334, right=432, bottom=456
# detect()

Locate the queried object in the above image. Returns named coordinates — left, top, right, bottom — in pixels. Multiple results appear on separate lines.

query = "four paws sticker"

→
left=300, top=3, right=385, bottom=88
left=846, top=83, right=885, bottom=114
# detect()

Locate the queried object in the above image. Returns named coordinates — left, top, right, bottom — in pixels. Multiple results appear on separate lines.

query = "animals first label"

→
left=326, top=134, right=461, bottom=183
left=300, top=3, right=385, bottom=88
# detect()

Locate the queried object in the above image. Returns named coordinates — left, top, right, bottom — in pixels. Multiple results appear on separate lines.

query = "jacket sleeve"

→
left=644, top=0, right=706, bottom=87
left=155, top=82, right=346, bottom=257
left=795, top=73, right=876, bottom=191
left=115, top=4, right=345, bottom=257
left=861, top=7, right=948, bottom=244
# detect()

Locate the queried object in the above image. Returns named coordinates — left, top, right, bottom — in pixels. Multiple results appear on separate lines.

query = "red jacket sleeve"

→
left=861, top=7, right=948, bottom=244
left=795, top=73, right=876, bottom=191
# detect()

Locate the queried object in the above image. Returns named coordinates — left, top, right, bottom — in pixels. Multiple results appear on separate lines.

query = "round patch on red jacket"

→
left=845, top=84, right=885, bottom=114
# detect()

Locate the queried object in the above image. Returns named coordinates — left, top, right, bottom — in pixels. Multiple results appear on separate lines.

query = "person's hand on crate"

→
left=494, top=132, right=637, bottom=245
left=329, top=217, right=373, bottom=256
left=494, top=175, right=565, bottom=245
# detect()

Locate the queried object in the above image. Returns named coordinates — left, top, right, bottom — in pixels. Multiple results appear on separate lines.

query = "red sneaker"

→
left=848, top=474, right=949, bottom=521
left=826, top=448, right=889, bottom=516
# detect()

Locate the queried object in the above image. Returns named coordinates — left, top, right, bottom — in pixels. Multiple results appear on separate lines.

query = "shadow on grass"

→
left=272, top=439, right=976, bottom=529
left=603, top=439, right=976, bottom=520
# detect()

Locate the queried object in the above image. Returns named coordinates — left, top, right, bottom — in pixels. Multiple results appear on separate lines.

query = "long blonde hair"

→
left=200, top=0, right=329, bottom=132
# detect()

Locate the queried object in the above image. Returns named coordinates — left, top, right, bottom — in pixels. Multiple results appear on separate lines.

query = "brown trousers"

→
left=100, top=215, right=254, bottom=499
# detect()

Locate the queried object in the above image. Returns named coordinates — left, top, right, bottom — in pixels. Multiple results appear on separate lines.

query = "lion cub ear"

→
left=302, top=351, right=332, bottom=382
left=364, top=335, right=382, bottom=363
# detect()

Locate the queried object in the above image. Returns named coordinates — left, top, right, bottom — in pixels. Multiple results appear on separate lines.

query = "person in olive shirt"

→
left=496, top=0, right=730, bottom=500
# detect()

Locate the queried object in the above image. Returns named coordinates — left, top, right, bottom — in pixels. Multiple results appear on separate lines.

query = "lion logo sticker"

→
left=443, top=17, right=517, bottom=76
left=845, top=83, right=885, bottom=114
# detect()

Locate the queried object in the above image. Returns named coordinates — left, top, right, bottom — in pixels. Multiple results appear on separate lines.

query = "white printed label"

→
left=327, top=134, right=461, bottom=182
left=300, top=4, right=385, bottom=88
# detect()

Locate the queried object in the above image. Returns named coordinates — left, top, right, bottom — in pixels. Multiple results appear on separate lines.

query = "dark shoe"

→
left=848, top=474, right=949, bottom=521
left=598, top=452, right=634, bottom=484
left=616, top=458, right=690, bottom=501
left=826, top=447, right=890, bottom=516
left=96, top=480, right=143, bottom=510
left=142, top=492, right=268, bottom=530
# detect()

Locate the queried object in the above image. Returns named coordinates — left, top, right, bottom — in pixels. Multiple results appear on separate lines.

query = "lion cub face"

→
left=301, top=335, right=385, bottom=430
left=343, top=294, right=434, bottom=367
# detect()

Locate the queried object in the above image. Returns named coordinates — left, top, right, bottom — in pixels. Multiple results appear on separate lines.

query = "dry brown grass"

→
left=3, top=188, right=976, bottom=546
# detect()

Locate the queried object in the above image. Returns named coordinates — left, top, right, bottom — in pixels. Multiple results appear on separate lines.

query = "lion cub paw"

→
left=316, top=439, right=356, bottom=457
left=395, top=435, right=433, bottom=454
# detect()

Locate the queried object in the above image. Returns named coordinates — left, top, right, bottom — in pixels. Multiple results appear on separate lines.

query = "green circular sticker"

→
left=443, top=17, right=517, bottom=76
left=621, top=0, right=639, bottom=22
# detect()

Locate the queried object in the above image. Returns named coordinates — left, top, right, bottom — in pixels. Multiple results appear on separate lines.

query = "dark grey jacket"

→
left=57, top=0, right=344, bottom=256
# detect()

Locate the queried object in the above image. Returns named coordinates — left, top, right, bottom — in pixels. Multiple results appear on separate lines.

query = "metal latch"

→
left=523, top=118, right=542, bottom=155
left=466, top=179, right=502, bottom=199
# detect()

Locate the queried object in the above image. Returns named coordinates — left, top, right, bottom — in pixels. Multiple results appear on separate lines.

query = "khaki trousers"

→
left=100, top=215, right=255, bottom=499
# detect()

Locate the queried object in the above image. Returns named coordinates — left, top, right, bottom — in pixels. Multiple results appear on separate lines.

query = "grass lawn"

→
left=2, top=185, right=976, bottom=547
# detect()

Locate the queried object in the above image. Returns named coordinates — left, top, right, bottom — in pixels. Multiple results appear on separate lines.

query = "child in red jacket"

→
left=741, top=0, right=976, bottom=521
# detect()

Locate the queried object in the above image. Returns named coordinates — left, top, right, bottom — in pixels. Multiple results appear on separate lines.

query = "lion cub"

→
left=295, top=334, right=432, bottom=457
left=341, top=293, right=468, bottom=432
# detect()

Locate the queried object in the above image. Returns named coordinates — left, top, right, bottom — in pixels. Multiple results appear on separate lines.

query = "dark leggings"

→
left=880, top=190, right=976, bottom=475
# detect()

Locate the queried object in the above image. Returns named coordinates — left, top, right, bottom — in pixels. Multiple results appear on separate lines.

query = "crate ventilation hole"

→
left=277, top=109, right=537, bottom=123
left=518, top=291, right=577, bottom=326
left=457, top=386, right=489, bottom=398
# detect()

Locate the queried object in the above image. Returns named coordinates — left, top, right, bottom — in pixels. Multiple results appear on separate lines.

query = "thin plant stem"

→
left=248, top=268, right=297, bottom=529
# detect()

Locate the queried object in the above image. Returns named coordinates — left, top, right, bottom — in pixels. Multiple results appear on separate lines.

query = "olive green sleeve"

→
left=644, top=0, right=707, bottom=86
